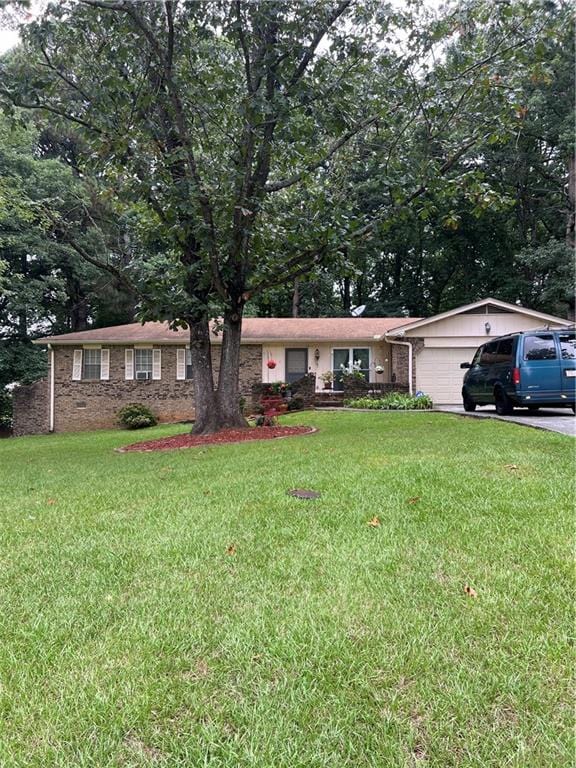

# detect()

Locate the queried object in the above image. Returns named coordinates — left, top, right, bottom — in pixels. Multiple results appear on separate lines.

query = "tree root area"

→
left=120, top=425, right=316, bottom=453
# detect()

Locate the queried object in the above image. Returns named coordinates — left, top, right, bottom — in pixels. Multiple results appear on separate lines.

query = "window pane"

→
left=480, top=341, right=498, bottom=366
left=134, top=349, right=153, bottom=374
left=559, top=332, right=576, bottom=360
left=494, top=338, right=513, bottom=363
left=523, top=335, right=556, bottom=361
left=82, top=349, right=101, bottom=380
left=186, top=349, right=193, bottom=379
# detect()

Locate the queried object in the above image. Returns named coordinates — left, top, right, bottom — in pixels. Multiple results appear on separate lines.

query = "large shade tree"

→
left=0, top=0, right=559, bottom=432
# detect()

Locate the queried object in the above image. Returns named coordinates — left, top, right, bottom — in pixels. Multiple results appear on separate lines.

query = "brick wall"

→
left=390, top=338, right=424, bottom=392
left=14, top=343, right=262, bottom=435
left=12, top=379, right=50, bottom=437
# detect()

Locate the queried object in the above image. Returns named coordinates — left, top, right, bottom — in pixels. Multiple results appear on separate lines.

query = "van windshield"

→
left=523, top=334, right=557, bottom=361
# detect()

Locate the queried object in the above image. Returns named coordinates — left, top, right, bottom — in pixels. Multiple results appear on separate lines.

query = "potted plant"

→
left=320, top=370, right=334, bottom=390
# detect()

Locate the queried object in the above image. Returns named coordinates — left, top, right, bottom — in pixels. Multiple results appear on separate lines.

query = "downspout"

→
left=385, top=336, right=413, bottom=395
left=48, top=344, right=55, bottom=432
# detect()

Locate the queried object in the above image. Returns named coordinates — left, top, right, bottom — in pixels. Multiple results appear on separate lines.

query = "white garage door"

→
left=416, top=347, right=477, bottom=404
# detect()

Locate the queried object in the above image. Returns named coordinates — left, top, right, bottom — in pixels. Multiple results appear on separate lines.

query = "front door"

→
left=285, top=348, right=308, bottom=383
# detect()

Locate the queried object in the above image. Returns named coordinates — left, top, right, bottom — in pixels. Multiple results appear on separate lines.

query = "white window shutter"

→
left=176, top=348, right=186, bottom=380
left=72, top=349, right=83, bottom=381
left=100, top=349, right=110, bottom=380
left=125, top=348, right=134, bottom=380
left=152, top=349, right=162, bottom=380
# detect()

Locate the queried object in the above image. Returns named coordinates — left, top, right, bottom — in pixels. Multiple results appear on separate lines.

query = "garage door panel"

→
left=416, top=347, right=477, bottom=404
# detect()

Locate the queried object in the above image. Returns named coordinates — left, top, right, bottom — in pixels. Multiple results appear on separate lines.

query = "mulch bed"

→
left=119, top=425, right=317, bottom=453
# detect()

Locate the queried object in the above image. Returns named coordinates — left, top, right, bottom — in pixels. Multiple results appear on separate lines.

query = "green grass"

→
left=0, top=412, right=573, bottom=767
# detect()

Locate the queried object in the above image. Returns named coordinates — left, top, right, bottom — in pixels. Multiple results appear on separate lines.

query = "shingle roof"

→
left=35, top=317, right=417, bottom=345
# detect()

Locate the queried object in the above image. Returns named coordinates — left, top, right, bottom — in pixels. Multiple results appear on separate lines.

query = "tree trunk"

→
left=292, top=278, right=300, bottom=317
left=567, top=155, right=575, bottom=251
left=216, top=307, right=248, bottom=429
left=189, top=318, right=219, bottom=435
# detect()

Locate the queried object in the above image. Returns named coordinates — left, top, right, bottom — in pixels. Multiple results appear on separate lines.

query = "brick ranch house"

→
left=13, top=297, right=571, bottom=435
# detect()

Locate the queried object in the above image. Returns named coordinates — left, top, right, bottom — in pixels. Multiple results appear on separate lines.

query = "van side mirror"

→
left=460, top=362, right=471, bottom=369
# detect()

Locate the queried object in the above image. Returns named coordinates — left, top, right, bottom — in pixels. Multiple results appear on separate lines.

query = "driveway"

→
left=437, top=405, right=576, bottom=436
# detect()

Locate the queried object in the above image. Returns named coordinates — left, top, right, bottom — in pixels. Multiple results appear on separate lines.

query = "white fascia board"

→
left=381, top=297, right=572, bottom=338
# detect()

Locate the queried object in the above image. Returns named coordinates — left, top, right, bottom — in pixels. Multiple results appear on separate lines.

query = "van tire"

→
left=463, top=393, right=477, bottom=412
left=495, top=389, right=513, bottom=415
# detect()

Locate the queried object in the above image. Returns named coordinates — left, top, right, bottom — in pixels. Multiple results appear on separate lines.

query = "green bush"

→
left=117, top=403, right=158, bottom=429
left=343, top=392, right=433, bottom=410
left=0, top=389, right=13, bottom=430
left=287, top=396, right=305, bottom=412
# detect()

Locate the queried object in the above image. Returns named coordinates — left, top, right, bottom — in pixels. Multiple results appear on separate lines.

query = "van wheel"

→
left=495, top=389, right=513, bottom=415
left=463, top=393, right=477, bottom=412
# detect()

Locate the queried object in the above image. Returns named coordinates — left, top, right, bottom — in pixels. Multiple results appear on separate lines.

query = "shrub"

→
left=343, top=392, right=433, bottom=410
left=0, top=389, right=13, bottom=430
left=117, top=403, right=158, bottom=429
left=287, top=396, right=305, bottom=412
left=255, top=413, right=277, bottom=427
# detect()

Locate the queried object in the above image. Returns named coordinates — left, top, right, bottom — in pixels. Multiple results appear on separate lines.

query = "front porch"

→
left=261, top=339, right=411, bottom=394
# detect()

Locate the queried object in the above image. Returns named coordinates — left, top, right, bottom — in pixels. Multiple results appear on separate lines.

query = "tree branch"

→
left=288, top=0, right=352, bottom=89
left=265, top=113, right=380, bottom=193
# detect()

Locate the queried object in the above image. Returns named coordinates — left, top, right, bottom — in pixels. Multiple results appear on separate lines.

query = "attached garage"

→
left=386, top=298, right=572, bottom=405
left=413, top=346, right=476, bottom=404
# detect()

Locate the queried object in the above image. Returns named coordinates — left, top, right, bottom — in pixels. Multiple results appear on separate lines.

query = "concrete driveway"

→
left=437, top=405, right=576, bottom=436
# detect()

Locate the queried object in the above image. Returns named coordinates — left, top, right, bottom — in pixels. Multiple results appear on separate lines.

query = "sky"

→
left=0, top=28, right=19, bottom=54
left=0, top=0, right=447, bottom=55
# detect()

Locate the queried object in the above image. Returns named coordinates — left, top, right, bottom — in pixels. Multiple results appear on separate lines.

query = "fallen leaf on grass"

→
left=464, top=584, right=478, bottom=598
left=367, top=516, right=381, bottom=527
left=46, top=499, right=57, bottom=505
left=504, top=464, right=519, bottom=471
left=226, top=544, right=237, bottom=555
left=407, top=496, right=421, bottom=504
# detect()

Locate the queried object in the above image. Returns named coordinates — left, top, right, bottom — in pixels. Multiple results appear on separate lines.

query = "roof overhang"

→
left=381, top=297, right=572, bottom=339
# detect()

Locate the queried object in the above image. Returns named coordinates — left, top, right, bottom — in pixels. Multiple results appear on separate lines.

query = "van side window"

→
left=523, top=334, right=557, bottom=361
left=471, top=347, right=483, bottom=366
left=495, top=338, right=514, bottom=363
left=559, top=332, right=576, bottom=360
left=479, top=341, right=499, bottom=366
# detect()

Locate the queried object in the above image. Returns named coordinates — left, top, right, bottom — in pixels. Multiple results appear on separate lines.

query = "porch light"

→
left=484, top=321, right=491, bottom=334
left=314, top=348, right=320, bottom=363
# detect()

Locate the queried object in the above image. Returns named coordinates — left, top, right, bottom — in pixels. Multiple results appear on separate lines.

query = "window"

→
left=135, top=348, right=153, bottom=377
left=186, top=349, right=193, bottom=379
left=479, top=341, right=499, bottom=366
left=82, top=349, right=101, bottom=380
left=523, top=334, right=557, bottom=361
left=494, top=337, right=514, bottom=363
left=285, top=348, right=308, bottom=383
left=332, top=347, right=370, bottom=390
left=559, top=332, right=576, bottom=360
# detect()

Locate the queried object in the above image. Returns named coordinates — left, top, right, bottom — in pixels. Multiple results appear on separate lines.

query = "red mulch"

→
left=119, top=425, right=316, bottom=453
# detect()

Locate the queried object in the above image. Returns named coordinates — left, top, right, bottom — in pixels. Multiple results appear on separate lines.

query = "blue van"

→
left=460, top=328, right=576, bottom=414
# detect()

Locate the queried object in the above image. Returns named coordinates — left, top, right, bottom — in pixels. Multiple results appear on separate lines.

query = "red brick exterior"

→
left=390, top=338, right=423, bottom=392
left=12, top=379, right=50, bottom=437
left=13, top=343, right=262, bottom=435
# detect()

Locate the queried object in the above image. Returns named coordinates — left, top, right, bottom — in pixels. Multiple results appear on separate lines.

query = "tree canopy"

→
left=0, top=0, right=573, bottom=431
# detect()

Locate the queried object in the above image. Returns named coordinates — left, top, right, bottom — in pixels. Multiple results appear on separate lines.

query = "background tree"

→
left=1, top=0, right=570, bottom=433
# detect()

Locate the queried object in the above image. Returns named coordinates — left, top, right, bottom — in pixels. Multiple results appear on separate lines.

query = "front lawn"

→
left=0, top=412, right=573, bottom=767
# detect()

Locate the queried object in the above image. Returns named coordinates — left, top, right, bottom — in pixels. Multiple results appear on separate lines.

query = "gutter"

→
left=48, top=344, right=55, bottom=432
left=384, top=334, right=413, bottom=395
